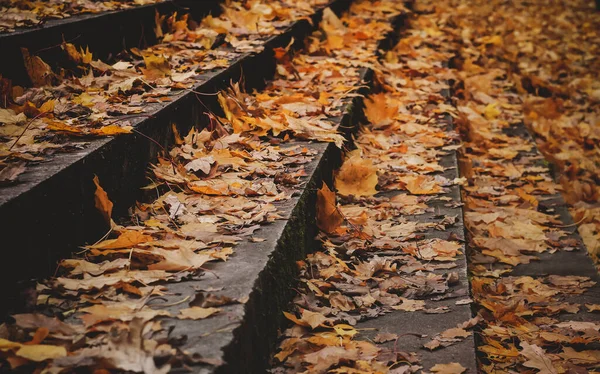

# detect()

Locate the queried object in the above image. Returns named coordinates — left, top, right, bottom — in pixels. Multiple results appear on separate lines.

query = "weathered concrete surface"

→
left=0, top=1, right=353, bottom=311
left=125, top=68, right=376, bottom=374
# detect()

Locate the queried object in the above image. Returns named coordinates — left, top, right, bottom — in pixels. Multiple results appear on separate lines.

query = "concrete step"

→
left=1, top=1, right=222, bottom=85
left=270, top=9, right=478, bottom=372
left=269, top=3, right=600, bottom=372
left=0, top=0, right=353, bottom=298
left=147, top=9, right=408, bottom=374
left=1, top=1, right=405, bottom=373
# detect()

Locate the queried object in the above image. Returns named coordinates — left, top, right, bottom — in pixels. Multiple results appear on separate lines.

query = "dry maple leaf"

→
left=89, top=230, right=152, bottom=250
left=364, top=92, right=398, bottom=128
left=373, top=332, right=398, bottom=343
left=21, top=48, right=55, bottom=87
left=398, top=175, right=443, bottom=195
left=0, top=338, right=67, bottom=362
left=316, top=183, right=344, bottom=234
left=520, top=341, right=558, bottom=374
left=284, top=309, right=328, bottom=330
left=335, top=150, right=378, bottom=197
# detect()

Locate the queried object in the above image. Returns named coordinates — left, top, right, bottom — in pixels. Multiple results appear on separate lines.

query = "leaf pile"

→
left=0, top=0, right=162, bottom=33
left=274, top=8, right=471, bottom=374
left=0, top=0, right=330, bottom=185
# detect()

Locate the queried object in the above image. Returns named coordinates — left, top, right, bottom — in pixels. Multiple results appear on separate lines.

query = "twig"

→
left=9, top=111, right=49, bottom=151
left=551, top=215, right=586, bottom=228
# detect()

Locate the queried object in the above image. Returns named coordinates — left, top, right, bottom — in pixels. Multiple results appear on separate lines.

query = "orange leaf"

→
left=90, top=230, right=153, bottom=250
left=316, top=183, right=344, bottom=234
left=90, top=125, right=132, bottom=136
left=335, top=150, right=378, bottom=197
left=93, top=175, right=113, bottom=225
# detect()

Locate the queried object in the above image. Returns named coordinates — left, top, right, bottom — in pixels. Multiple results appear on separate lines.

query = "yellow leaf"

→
left=332, top=324, right=358, bottom=337
left=398, top=175, right=443, bottom=195
left=0, top=338, right=66, bottom=362
left=15, top=344, right=67, bottom=362
left=483, top=103, right=501, bottom=120
left=90, top=125, right=133, bottom=136
left=284, top=309, right=327, bottom=329
left=46, top=120, right=83, bottom=134
left=80, top=46, right=93, bottom=64
left=61, top=42, right=92, bottom=65
left=90, top=230, right=153, bottom=250
left=141, top=53, right=171, bottom=80
left=0, top=339, right=21, bottom=350
left=364, top=93, right=398, bottom=128
left=39, top=100, right=55, bottom=114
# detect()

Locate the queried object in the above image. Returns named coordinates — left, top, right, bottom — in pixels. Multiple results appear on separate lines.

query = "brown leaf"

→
left=12, top=314, right=81, bottom=336
left=21, top=48, right=54, bottom=87
left=0, top=163, right=27, bottom=185
left=364, top=93, right=398, bottom=128
left=520, top=341, right=558, bottom=374
left=284, top=309, right=328, bottom=330
left=373, top=332, right=398, bottom=343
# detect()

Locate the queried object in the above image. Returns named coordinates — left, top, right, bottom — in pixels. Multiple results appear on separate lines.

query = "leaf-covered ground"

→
left=1, top=0, right=599, bottom=372
left=0, top=0, right=330, bottom=184
left=450, top=0, right=600, bottom=263
left=0, top=0, right=405, bottom=372
left=274, top=0, right=600, bottom=373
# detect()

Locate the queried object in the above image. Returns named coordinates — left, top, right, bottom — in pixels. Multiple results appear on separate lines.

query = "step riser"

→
left=0, top=1, right=223, bottom=85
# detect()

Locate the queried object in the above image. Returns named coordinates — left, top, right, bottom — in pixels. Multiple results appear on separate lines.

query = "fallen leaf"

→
left=316, top=183, right=344, bottom=234
left=430, top=362, right=467, bottom=374
left=335, top=150, right=378, bottom=197
left=93, top=175, right=113, bottom=226
left=178, top=307, right=220, bottom=320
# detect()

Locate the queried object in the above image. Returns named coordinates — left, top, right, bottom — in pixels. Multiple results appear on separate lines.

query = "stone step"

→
left=1, top=1, right=222, bottom=85
left=268, top=2, right=600, bottom=371
left=0, top=0, right=353, bottom=308
left=148, top=10, right=408, bottom=374
left=1, top=2, right=406, bottom=373
left=269, top=8, right=478, bottom=371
